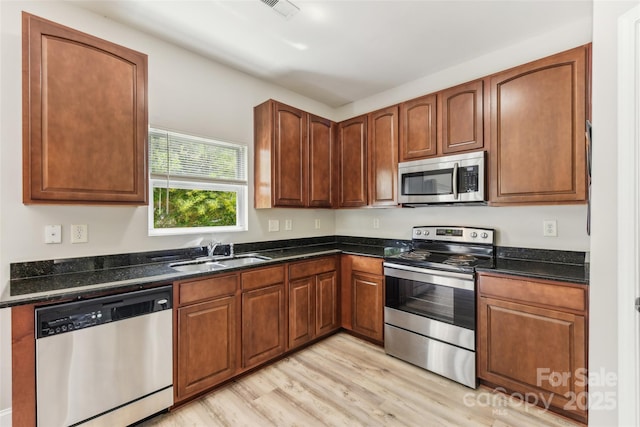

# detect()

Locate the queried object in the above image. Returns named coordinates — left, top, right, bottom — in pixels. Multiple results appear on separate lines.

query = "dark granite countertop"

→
left=1, top=237, right=400, bottom=308
left=478, top=246, right=589, bottom=285
left=2, top=238, right=587, bottom=308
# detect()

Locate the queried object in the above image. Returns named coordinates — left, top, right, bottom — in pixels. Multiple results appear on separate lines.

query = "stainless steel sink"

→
left=169, top=260, right=227, bottom=273
left=169, top=254, right=270, bottom=272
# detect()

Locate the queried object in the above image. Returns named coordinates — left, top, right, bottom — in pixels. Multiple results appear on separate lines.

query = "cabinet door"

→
left=440, top=80, right=484, bottom=154
left=338, top=115, right=368, bottom=207
left=308, top=114, right=335, bottom=208
left=352, top=271, right=384, bottom=342
left=22, top=13, right=148, bottom=205
left=399, top=94, right=437, bottom=161
left=176, top=296, right=237, bottom=400
left=315, top=271, right=338, bottom=337
left=273, top=102, right=308, bottom=207
left=489, top=46, right=588, bottom=204
left=242, top=284, right=286, bottom=368
left=288, top=277, right=314, bottom=349
left=368, top=106, right=399, bottom=207
left=478, top=296, right=587, bottom=421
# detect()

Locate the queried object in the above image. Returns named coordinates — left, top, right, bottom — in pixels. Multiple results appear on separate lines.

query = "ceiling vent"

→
left=260, top=0, right=300, bottom=20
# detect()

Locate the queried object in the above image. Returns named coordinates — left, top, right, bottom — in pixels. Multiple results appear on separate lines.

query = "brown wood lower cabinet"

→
left=288, top=256, right=339, bottom=349
left=340, top=255, right=384, bottom=343
left=241, top=265, right=286, bottom=368
left=175, top=273, right=240, bottom=402
left=477, top=272, right=588, bottom=424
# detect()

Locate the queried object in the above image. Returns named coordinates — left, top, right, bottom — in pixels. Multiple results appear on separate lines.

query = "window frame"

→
left=148, top=128, right=248, bottom=236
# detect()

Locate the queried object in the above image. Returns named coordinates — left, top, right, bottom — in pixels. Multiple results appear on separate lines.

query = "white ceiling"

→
left=70, top=0, right=593, bottom=108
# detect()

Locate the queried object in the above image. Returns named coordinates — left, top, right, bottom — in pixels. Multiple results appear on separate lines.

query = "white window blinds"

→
left=149, top=128, right=247, bottom=184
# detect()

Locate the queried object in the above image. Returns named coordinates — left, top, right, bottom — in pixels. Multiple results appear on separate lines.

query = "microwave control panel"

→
left=458, top=166, right=479, bottom=192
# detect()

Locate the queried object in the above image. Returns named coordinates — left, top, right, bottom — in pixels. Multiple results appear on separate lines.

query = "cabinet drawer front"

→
left=478, top=273, right=586, bottom=313
left=289, top=256, right=337, bottom=280
left=351, top=256, right=383, bottom=275
left=178, top=274, right=238, bottom=305
left=242, top=265, right=285, bottom=291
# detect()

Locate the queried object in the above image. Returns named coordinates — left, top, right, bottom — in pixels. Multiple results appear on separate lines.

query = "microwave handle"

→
left=452, top=162, right=459, bottom=199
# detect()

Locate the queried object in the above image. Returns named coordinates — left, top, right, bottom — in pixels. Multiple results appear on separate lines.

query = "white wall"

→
left=589, top=1, right=639, bottom=426
left=336, top=205, right=589, bottom=250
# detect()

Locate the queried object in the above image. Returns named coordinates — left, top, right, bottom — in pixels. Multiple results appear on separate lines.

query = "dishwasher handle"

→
left=36, top=285, right=172, bottom=338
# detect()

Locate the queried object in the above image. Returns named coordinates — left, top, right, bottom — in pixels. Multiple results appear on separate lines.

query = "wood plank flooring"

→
left=140, top=333, right=581, bottom=427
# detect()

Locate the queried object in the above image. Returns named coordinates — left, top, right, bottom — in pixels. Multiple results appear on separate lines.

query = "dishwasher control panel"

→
left=39, top=311, right=104, bottom=336
left=36, top=286, right=172, bottom=338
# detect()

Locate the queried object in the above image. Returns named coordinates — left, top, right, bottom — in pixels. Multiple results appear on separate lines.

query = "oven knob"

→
left=415, top=230, right=422, bottom=235
left=424, top=230, right=429, bottom=236
left=470, top=232, right=478, bottom=238
left=481, top=232, right=489, bottom=239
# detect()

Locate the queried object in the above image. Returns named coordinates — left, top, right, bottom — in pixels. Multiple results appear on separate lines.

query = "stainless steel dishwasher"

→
left=35, top=286, right=173, bottom=427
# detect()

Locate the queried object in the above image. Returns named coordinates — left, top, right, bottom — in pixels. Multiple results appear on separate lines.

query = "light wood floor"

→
left=141, top=333, right=581, bottom=427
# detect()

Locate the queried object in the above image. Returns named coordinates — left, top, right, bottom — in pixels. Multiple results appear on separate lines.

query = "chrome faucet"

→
left=207, top=240, right=220, bottom=257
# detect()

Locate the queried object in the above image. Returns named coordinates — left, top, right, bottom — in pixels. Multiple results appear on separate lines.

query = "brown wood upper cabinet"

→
left=368, top=106, right=399, bottom=207
left=489, top=45, right=588, bottom=205
left=338, top=107, right=399, bottom=207
left=399, top=94, right=437, bottom=161
left=399, top=80, right=484, bottom=162
left=337, top=115, right=368, bottom=207
left=477, top=272, right=588, bottom=424
left=22, top=13, right=148, bottom=205
left=254, top=100, right=335, bottom=208
left=439, top=80, right=485, bottom=154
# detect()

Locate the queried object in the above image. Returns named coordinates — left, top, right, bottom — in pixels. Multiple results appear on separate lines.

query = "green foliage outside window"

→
left=153, top=188, right=237, bottom=229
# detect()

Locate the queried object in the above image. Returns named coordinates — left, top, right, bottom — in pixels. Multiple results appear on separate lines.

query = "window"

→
left=149, top=128, right=248, bottom=235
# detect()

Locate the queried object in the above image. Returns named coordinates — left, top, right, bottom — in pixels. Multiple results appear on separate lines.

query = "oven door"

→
left=383, top=262, right=475, bottom=350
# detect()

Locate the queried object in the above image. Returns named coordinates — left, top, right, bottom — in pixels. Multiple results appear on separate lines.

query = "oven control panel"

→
left=413, top=226, right=494, bottom=244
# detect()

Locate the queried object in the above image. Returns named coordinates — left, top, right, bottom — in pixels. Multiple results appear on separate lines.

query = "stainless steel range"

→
left=383, top=225, right=495, bottom=389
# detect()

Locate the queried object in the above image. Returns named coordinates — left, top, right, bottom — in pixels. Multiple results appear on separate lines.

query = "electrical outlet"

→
left=314, top=219, right=321, bottom=229
left=268, top=219, right=280, bottom=232
left=44, top=225, right=62, bottom=244
left=70, top=224, right=88, bottom=243
left=284, top=219, right=292, bottom=231
left=373, top=218, right=380, bottom=229
left=543, top=220, right=557, bottom=237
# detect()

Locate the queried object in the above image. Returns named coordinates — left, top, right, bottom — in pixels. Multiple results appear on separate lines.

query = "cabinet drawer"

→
left=289, top=256, right=337, bottom=280
left=178, top=274, right=239, bottom=306
left=242, top=265, right=285, bottom=291
left=478, top=273, right=586, bottom=313
left=351, top=256, right=383, bottom=275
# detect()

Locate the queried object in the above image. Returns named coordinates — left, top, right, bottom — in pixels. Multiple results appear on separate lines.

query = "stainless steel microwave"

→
left=398, top=151, right=486, bottom=206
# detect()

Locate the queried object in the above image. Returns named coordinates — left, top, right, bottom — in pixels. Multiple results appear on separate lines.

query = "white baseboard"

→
left=0, top=408, right=11, bottom=427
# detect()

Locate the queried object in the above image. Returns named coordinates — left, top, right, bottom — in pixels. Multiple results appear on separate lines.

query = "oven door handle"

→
left=383, top=263, right=474, bottom=291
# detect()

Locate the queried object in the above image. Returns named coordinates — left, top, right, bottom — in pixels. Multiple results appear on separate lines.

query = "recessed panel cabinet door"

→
left=399, top=94, right=437, bottom=161
left=352, top=271, right=384, bottom=342
left=368, top=106, right=398, bottom=207
left=338, top=115, right=368, bottom=207
left=242, top=284, right=286, bottom=368
left=440, top=80, right=484, bottom=154
left=315, top=271, right=338, bottom=336
left=274, top=103, right=308, bottom=207
left=288, top=277, right=314, bottom=348
left=308, top=115, right=335, bottom=208
left=22, top=12, right=148, bottom=204
left=177, top=296, right=237, bottom=400
left=489, top=45, right=588, bottom=204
